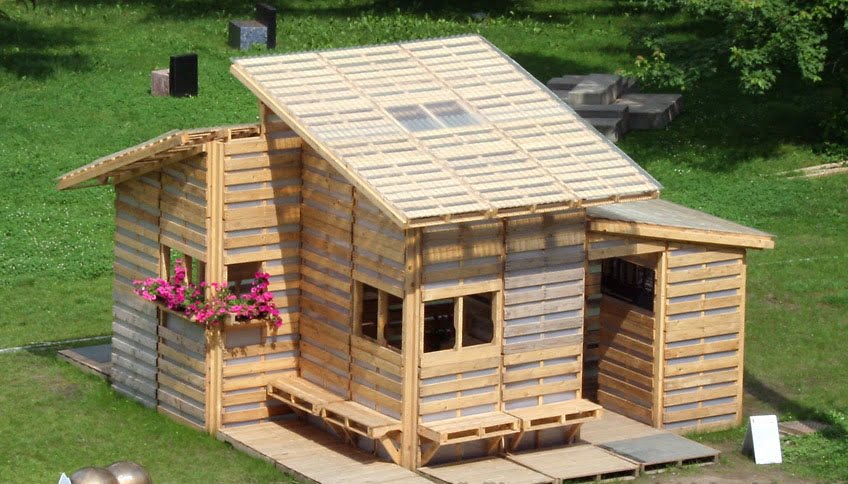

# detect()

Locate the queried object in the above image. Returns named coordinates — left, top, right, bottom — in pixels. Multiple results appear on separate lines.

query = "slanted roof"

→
left=57, top=124, right=261, bottom=190
left=231, top=34, right=661, bottom=227
left=587, top=199, right=774, bottom=249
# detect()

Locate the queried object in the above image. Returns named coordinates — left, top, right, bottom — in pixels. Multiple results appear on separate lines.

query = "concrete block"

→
left=615, top=93, right=683, bottom=130
left=547, top=75, right=585, bottom=91
left=584, top=116, right=625, bottom=143
left=567, top=74, right=623, bottom=105
left=150, top=69, right=169, bottom=96
left=228, top=20, right=267, bottom=51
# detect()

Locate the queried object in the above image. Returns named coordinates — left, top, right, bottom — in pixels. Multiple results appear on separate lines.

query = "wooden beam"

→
left=652, top=247, right=668, bottom=427
left=736, top=253, right=748, bottom=426
left=588, top=219, right=775, bottom=250
left=204, top=140, right=225, bottom=435
left=400, top=228, right=422, bottom=469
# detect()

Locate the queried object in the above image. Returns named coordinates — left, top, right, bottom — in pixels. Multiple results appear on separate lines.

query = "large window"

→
left=423, top=292, right=495, bottom=353
left=601, top=258, right=655, bottom=311
left=162, top=246, right=204, bottom=284
left=355, top=282, right=403, bottom=351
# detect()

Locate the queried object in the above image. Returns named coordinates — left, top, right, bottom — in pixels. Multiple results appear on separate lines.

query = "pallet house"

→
left=57, top=35, right=773, bottom=470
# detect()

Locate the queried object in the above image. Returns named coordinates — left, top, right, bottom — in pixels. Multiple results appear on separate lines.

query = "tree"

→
left=625, top=0, right=848, bottom=95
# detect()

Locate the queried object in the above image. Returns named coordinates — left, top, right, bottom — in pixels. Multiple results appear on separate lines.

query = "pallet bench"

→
left=267, top=376, right=403, bottom=464
left=418, top=411, right=521, bottom=465
left=505, top=399, right=603, bottom=451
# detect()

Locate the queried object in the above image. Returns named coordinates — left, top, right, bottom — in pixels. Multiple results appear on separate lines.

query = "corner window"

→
left=601, top=258, right=655, bottom=311
left=355, top=282, right=403, bottom=351
left=227, top=261, right=262, bottom=296
left=424, top=292, right=495, bottom=353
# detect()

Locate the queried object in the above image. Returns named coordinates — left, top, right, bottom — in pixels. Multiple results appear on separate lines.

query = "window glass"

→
left=426, top=101, right=478, bottom=128
left=462, top=293, right=493, bottom=347
left=387, top=105, right=441, bottom=132
left=423, top=299, right=456, bottom=353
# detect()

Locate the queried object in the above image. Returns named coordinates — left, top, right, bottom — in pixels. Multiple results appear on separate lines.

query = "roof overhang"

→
left=56, top=124, right=260, bottom=190
left=587, top=199, right=775, bottom=250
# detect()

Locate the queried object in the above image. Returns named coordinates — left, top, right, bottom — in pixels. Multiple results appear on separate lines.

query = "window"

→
left=355, top=282, right=404, bottom=351
left=424, top=292, right=495, bottom=353
left=162, top=246, right=204, bottom=284
left=601, top=258, right=655, bottom=311
left=227, top=261, right=262, bottom=296
left=387, top=101, right=479, bottom=132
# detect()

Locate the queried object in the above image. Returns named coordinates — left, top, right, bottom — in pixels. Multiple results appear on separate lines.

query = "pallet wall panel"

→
left=158, top=312, right=207, bottom=429
left=502, top=211, right=586, bottom=410
left=160, top=157, right=207, bottom=261
left=661, top=244, right=745, bottom=432
left=299, top=148, right=354, bottom=397
left=112, top=176, right=161, bottom=407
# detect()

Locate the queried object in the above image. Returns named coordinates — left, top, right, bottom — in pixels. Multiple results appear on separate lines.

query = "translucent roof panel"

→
left=232, top=35, right=661, bottom=226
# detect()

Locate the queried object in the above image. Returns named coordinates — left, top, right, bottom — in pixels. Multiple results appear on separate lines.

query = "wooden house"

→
left=57, top=35, right=773, bottom=470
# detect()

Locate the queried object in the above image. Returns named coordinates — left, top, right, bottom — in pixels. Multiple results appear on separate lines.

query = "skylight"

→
left=388, top=101, right=479, bottom=132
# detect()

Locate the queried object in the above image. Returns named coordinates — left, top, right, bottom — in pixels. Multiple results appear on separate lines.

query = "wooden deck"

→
left=218, top=420, right=428, bottom=483
left=57, top=343, right=111, bottom=379
left=219, top=410, right=718, bottom=483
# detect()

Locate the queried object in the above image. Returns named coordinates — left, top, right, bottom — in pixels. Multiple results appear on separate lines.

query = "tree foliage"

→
left=624, top=0, right=848, bottom=95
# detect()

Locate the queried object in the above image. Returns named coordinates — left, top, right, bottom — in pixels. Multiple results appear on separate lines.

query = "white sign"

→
left=742, top=414, right=783, bottom=464
left=58, top=473, right=71, bottom=484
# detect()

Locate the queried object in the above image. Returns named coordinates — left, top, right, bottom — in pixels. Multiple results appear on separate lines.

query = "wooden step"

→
left=267, top=376, right=345, bottom=415
left=322, top=400, right=401, bottom=439
left=419, top=411, right=520, bottom=445
left=506, top=399, right=603, bottom=432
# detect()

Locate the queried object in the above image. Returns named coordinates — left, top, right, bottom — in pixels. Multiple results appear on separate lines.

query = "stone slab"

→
left=567, top=73, right=623, bottom=105
left=546, top=75, right=585, bottom=91
left=150, top=69, right=169, bottom=97
left=228, top=20, right=268, bottom=51
left=600, top=433, right=719, bottom=470
left=584, top=116, right=625, bottom=143
left=614, top=93, right=683, bottom=130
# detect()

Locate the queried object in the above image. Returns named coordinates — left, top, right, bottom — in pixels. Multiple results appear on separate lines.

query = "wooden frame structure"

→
left=58, top=35, right=773, bottom=471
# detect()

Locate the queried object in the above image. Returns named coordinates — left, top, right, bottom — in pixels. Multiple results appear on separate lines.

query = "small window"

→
left=425, top=101, right=478, bottom=128
left=388, top=101, right=479, bottom=132
left=227, top=261, right=262, bottom=296
left=601, top=258, right=655, bottom=311
left=162, top=247, right=204, bottom=284
left=355, top=282, right=404, bottom=352
left=424, top=292, right=495, bottom=353
left=387, top=105, right=441, bottom=132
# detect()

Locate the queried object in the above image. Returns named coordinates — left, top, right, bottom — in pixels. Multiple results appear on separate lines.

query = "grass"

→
left=1, top=0, right=846, bottom=481
left=0, top=351, right=293, bottom=483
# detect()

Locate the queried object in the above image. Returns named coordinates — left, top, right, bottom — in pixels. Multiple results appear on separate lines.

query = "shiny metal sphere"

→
left=107, top=461, right=152, bottom=484
left=69, top=467, right=119, bottom=484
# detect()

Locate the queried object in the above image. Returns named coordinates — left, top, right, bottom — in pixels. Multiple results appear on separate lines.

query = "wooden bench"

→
left=267, top=376, right=344, bottom=415
left=505, top=399, right=603, bottom=451
left=418, top=411, right=521, bottom=465
left=322, top=400, right=402, bottom=464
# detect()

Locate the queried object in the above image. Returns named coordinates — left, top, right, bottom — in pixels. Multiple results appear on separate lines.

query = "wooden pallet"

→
left=267, top=376, right=344, bottom=415
left=507, top=443, right=639, bottom=483
left=507, top=399, right=603, bottom=432
left=419, top=411, right=520, bottom=445
left=322, top=400, right=401, bottom=439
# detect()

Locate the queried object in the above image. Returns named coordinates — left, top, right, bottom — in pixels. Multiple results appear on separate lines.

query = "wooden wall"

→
left=221, top=324, right=296, bottom=427
left=582, top=260, right=601, bottom=401
left=502, top=211, right=585, bottom=411
left=418, top=220, right=503, bottom=423
left=158, top=311, right=207, bottom=429
left=160, top=156, right=207, bottom=261
left=112, top=175, right=162, bottom=407
left=596, top=296, right=656, bottom=425
left=298, top=148, right=355, bottom=397
left=661, top=244, right=745, bottom=432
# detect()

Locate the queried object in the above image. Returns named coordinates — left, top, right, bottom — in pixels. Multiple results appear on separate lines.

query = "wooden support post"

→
left=377, top=290, right=388, bottom=346
left=400, top=228, right=423, bottom=469
left=736, top=252, right=748, bottom=426
left=204, top=140, right=226, bottom=435
left=651, top=247, right=668, bottom=428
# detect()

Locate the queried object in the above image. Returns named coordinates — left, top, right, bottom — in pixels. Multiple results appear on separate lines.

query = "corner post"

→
left=651, top=246, right=668, bottom=428
left=204, top=140, right=226, bottom=435
left=400, top=228, right=423, bottom=469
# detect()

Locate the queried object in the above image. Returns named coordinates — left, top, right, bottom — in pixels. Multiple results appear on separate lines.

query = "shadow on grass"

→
left=0, top=17, right=92, bottom=79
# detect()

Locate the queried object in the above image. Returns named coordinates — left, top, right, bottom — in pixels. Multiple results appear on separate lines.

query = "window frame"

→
left=423, top=291, right=499, bottom=354
left=353, top=281, right=403, bottom=353
left=160, top=245, right=205, bottom=285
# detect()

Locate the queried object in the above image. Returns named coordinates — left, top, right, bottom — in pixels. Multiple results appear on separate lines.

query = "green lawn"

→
left=1, top=0, right=846, bottom=481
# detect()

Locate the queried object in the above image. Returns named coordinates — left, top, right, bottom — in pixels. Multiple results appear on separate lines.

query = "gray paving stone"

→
left=614, top=93, right=683, bottom=130
left=547, top=75, right=585, bottom=91
left=584, top=116, right=625, bottom=143
left=567, top=73, right=623, bottom=105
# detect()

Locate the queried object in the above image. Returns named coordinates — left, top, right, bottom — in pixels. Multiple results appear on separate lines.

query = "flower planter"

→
left=156, top=303, right=278, bottom=330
